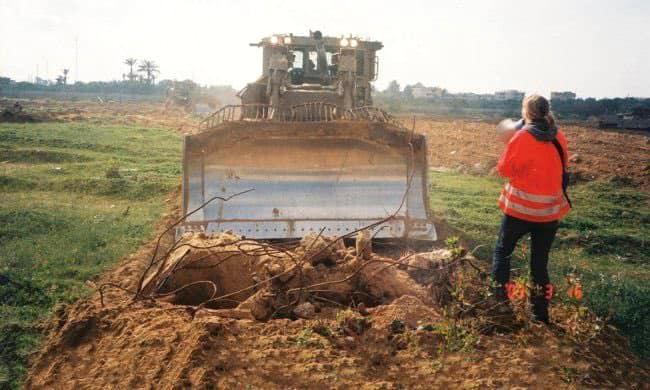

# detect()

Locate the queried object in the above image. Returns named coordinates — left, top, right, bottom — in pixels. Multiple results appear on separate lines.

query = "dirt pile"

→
left=25, top=231, right=649, bottom=389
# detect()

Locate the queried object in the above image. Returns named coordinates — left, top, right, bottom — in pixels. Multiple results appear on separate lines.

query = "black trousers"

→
left=492, top=214, right=559, bottom=290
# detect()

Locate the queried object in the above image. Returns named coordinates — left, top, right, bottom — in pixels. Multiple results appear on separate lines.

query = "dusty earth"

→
left=13, top=101, right=650, bottom=388
left=410, top=117, right=650, bottom=190
left=0, top=98, right=199, bottom=133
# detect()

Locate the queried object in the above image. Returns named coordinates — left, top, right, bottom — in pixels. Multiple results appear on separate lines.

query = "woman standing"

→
left=493, top=94, right=571, bottom=323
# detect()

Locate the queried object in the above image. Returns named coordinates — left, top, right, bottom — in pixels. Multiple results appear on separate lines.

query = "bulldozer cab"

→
left=241, top=31, right=382, bottom=110
left=177, top=32, right=436, bottom=242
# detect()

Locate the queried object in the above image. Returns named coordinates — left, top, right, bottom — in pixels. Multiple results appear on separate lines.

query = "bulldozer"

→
left=177, top=31, right=436, bottom=241
left=164, top=80, right=221, bottom=114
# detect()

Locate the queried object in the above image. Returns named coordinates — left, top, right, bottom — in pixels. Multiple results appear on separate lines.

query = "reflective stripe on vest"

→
left=499, top=194, right=568, bottom=217
left=503, top=183, right=562, bottom=204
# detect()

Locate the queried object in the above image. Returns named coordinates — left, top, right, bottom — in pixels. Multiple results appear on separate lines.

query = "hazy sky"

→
left=1, top=0, right=649, bottom=98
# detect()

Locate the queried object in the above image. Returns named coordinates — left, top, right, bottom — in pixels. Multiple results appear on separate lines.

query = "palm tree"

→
left=137, top=60, right=159, bottom=85
left=124, top=58, right=137, bottom=82
left=62, top=69, right=69, bottom=85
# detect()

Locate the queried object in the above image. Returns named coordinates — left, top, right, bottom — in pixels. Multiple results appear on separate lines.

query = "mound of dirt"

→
left=25, top=231, right=649, bottom=389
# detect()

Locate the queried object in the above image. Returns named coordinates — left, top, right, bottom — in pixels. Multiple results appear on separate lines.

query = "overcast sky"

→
left=1, top=0, right=648, bottom=98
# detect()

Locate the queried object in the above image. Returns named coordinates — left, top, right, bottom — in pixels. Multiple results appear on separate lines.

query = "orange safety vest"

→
left=497, top=129, right=570, bottom=222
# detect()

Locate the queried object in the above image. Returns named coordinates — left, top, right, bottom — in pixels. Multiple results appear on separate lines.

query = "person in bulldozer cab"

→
left=238, top=30, right=382, bottom=115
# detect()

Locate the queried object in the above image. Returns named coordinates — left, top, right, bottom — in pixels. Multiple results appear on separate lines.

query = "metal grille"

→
left=342, top=106, right=401, bottom=126
left=199, top=103, right=404, bottom=131
left=290, top=102, right=338, bottom=122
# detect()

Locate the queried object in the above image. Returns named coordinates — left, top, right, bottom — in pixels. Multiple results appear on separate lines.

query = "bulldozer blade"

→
left=178, top=121, right=436, bottom=240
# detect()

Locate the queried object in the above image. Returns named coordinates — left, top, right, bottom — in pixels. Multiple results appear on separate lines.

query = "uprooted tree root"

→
left=128, top=231, right=485, bottom=322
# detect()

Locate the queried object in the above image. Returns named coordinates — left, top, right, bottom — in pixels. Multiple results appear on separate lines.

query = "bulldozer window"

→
left=356, top=51, right=365, bottom=76
left=291, top=50, right=304, bottom=69
left=307, top=51, right=332, bottom=73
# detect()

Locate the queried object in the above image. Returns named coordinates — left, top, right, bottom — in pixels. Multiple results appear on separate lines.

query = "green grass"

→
left=429, top=171, right=650, bottom=358
left=0, top=122, right=181, bottom=389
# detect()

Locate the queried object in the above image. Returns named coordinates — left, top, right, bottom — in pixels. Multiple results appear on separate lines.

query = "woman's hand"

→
left=497, top=118, right=524, bottom=144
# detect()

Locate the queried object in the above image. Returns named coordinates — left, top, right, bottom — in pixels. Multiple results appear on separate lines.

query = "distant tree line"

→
left=0, top=57, right=161, bottom=94
left=0, top=75, right=238, bottom=106
left=0, top=78, right=166, bottom=95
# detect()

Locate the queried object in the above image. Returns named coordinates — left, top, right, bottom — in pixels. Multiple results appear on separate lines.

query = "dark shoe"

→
left=484, top=286, right=516, bottom=333
left=493, top=284, right=509, bottom=302
left=530, top=296, right=549, bottom=324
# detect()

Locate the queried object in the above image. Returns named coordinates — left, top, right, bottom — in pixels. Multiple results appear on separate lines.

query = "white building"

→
left=412, top=85, right=446, bottom=99
left=495, top=90, right=525, bottom=101
left=550, top=91, right=577, bottom=101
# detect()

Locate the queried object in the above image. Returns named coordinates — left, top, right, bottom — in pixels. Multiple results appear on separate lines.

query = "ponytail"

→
left=545, top=111, right=556, bottom=129
left=523, top=94, right=556, bottom=128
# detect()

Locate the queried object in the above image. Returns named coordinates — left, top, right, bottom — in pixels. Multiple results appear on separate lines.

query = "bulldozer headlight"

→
left=270, top=36, right=279, bottom=45
left=340, top=38, right=349, bottom=47
left=283, top=36, right=292, bottom=44
left=350, top=39, right=358, bottom=47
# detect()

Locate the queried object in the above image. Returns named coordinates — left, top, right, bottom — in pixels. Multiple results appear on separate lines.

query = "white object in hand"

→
left=497, top=118, right=523, bottom=143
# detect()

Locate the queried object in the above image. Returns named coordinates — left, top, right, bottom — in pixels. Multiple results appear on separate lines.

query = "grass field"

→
left=429, top=170, right=650, bottom=358
left=0, top=122, right=180, bottom=388
left=0, top=121, right=648, bottom=387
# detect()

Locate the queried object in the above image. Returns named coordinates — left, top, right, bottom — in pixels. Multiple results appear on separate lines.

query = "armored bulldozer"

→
left=177, top=31, right=436, bottom=241
left=165, top=80, right=221, bottom=113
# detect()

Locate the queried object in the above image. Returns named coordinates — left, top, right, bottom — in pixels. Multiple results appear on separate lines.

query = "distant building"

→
left=550, top=91, right=577, bottom=101
left=412, top=84, right=446, bottom=99
left=495, top=90, right=525, bottom=101
left=451, top=92, right=495, bottom=101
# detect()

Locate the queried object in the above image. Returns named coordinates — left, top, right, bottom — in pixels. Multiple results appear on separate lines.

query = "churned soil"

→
left=413, top=118, right=650, bottom=190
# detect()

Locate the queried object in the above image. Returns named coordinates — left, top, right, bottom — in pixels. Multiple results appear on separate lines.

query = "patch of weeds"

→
left=0, top=148, right=90, bottom=164
left=295, top=328, right=324, bottom=348
left=582, top=234, right=647, bottom=260
left=559, top=366, right=579, bottom=384
left=0, top=175, right=34, bottom=191
left=336, top=309, right=372, bottom=336
left=311, top=322, right=334, bottom=338
left=433, top=320, right=480, bottom=354
left=585, top=274, right=650, bottom=359
left=425, top=360, right=443, bottom=374
left=0, top=210, right=69, bottom=245
left=445, top=236, right=466, bottom=258
left=104, top=164, right=121, bottom=179
left=390, top=319, right=406, bottom=334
